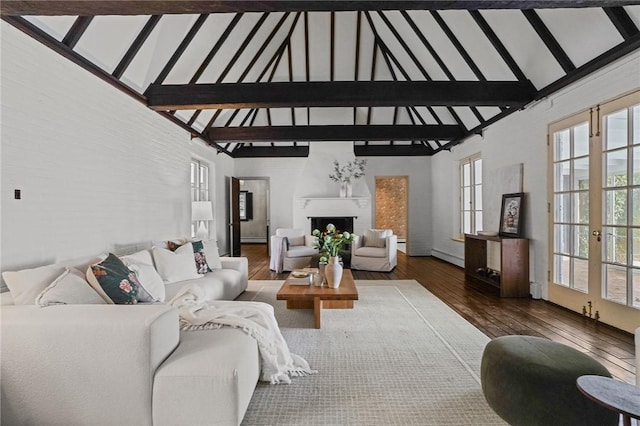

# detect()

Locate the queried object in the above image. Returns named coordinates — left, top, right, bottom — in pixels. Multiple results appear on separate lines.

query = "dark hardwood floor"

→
left=241, top=243, right=637, bottom=384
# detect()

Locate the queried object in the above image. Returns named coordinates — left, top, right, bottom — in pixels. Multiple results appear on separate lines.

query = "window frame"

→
left=460, top=154, right=483, bottom=237
left=191, top=159, right=210, bottom=237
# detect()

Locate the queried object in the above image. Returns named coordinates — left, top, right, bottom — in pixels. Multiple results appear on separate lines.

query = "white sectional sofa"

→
left=1, top=244, right=260, bottom=426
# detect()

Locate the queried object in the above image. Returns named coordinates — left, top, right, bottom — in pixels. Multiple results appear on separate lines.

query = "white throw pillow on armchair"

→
left=364, top=229, right=391, bottom=248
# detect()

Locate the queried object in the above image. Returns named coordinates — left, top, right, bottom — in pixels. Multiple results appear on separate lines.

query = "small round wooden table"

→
left=576, top=375, right=640, bottom=426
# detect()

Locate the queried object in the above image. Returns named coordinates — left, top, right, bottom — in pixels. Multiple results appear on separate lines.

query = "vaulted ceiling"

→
left=2, top=1, right=640, bottom=157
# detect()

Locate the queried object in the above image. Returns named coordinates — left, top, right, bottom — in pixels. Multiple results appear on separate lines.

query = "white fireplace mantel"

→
left=296, top=197, right=370, bottom=209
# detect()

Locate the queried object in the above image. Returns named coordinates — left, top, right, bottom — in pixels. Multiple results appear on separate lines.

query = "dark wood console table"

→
left=464, top=233, right=530, bottom=298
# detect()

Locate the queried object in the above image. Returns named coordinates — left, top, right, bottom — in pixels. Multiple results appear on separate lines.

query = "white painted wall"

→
left=0, top=22, right=233, bottom=279
left=235, top=152, right=433, bottom=255
left=430, top=50, right=640, bottom=302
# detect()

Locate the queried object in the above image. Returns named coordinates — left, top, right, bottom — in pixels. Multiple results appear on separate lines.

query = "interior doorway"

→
left=375, top=176, right=409, bottom=254
left=238, top=177, right=270, bottom=253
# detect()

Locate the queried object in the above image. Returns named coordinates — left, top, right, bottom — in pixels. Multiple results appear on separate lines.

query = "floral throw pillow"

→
left=87, top=253, right=155, bottom=304
left=192, top=240, right=212, bottom=274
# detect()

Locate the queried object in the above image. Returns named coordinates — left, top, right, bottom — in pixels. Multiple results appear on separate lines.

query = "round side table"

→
left=577, top=375, right=640, bottom=426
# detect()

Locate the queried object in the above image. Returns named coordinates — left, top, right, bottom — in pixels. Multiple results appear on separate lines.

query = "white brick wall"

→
left=0, top=22, right=230, bottom=276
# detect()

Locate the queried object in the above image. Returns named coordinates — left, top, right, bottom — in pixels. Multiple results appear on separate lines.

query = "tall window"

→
left=191, top=159, right=209, bottom=237
left=460, top=155, right=483, bottom=235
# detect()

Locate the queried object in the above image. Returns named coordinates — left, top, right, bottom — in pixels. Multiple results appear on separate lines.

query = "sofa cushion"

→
left=120, top=250, right=166, bottom=302
left=87, top=253, right=155, bottom=304
left=364, top=229, right=391, bottom=248
left=354, top=246, right=387, bottom=258
left=153, top=328, right=259, bottom=426
left=2, top=264, right=66, bottom=305
left=286, top=246, right=317, bottom=258
left=152, top=244, right=201, bottom=284
left=35, top=267, right=106, bottom=307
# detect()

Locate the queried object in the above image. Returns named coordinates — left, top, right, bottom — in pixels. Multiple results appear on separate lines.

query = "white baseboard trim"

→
left=431, top=248, right=464, bottom=268
left=241, top=237, right=267, bottom=244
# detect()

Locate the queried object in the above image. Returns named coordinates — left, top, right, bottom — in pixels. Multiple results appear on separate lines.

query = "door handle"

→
left=592, top=230, right=601, bottom=242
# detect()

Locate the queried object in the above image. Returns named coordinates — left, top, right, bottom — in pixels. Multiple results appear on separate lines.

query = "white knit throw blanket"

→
left=170, top=284, right=316, bottom=384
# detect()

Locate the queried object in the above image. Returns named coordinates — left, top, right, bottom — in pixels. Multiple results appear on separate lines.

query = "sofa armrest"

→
left=352, top=234, right=363, bottom=251
left=1, top=304, right=179, bottom=425
left=220, top=256, right=249, bottom=292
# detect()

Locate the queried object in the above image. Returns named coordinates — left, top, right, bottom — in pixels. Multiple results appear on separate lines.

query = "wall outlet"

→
left=14, top=189, right=21, bottom=200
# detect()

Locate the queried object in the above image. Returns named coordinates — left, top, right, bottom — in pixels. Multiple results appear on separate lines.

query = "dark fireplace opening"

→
left=309, top=216, right=355, bottom=234
left=309, top=216, right=355, bottom=266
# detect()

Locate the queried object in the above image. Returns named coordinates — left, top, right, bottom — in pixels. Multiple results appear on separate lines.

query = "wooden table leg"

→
left=314, top=297, right=322, bottom=329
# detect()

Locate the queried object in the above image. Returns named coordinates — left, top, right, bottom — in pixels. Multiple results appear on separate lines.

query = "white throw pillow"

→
left=35, top=267, right=106, bottom=307
left=288, top=235, right=305, bottom=247
left=2, top=264, right=66, bottom=305
left=200, top=239, right=222, bottom=270
left=364, top=229, right=391, bottom=248
left=120, top=250, right=166, bottom=302
left=152, top=244, right=201, bottom=284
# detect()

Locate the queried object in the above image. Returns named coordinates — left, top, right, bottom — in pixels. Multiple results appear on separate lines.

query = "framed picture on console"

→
left=499, top=192, right=524, bottom=237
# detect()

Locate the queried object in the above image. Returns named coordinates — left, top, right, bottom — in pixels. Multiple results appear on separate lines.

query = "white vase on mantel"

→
left=339, top=181, right=348, bottom=198
left=346, top=180, right=353, bottom=197
left=325, top=256, right=343, bottom=288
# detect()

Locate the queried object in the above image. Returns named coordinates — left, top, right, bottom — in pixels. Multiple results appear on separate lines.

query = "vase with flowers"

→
left=312, top=223, right=355, bottom=288
left=329, top=159, right=367, bottom=198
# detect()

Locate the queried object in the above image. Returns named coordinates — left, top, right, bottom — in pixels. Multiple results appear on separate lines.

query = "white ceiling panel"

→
left=75, top=16, right=149, bottom=74
left=537, top=8, right=623, bottom=68
left=24, top=16, right=76, bottom=42
left=163, top=14, right=235, bottom=84
left=334, top=12, right=358, bottom=81
left=479, top=10, right=565, bottom=89
left=198, top=13, right=264, bottom=84
left=192, top=109, right=216, bottom=132
left=121, top=14, right=200, bottom=92
left=310, top=107, right=353, bottom=125
left=406, top=10, right=476, bottom=81
left=453, top=107, right=481, bottom=130
left=382, top=11, right=449, bottom=80
left=439, top=10, right=516, bottom=80
left=356, top=17, right=376, bottom=81
left=308, top=12, right=331, bottom=81
left=220, top=12, right=288, bottom=83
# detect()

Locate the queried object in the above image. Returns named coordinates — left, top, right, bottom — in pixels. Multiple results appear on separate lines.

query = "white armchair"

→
left=350, top=229, right=397, bottom=272
left=269, top=228, right=318, bottom=272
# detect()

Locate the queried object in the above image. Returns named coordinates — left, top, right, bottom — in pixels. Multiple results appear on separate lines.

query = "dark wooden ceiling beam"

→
left=207, top=124, right=464, bottom=142
left=61, top=16, right=92, bottom=48
left=233, top=146, right=310, bottom=158
left=603, top=6, right=639, bottom=40
left=354, top=143, right=432, bottom=156
left=146, top=80, right=535, bottom=110
left=112, top=15, right=161, bottom=79
left=4, top=1, right=638, bottom=16
left=522, top=9, right=576, bottom=73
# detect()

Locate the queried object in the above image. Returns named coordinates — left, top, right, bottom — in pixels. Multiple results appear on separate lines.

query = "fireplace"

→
left=309, top=216, right=355, bottom=234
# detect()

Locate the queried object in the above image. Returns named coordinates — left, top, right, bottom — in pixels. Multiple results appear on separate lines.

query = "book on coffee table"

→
left=289, top=269, right=313, bottom=285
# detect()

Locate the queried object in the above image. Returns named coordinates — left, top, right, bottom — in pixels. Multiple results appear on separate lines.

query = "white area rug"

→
left=237, top=280, right=505, bottom=425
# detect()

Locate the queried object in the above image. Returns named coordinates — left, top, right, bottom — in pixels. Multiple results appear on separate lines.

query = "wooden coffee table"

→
left=276, top=269, right=358, bottom=329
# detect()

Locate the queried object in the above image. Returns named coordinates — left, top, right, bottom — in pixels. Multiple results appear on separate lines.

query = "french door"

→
left=549, top=90, right=640, bottom=332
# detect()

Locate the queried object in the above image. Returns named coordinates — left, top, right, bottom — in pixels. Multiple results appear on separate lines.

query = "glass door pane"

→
left=601, top=102, right=640, bottom=307
left=552, top=121, right=590, bottom=293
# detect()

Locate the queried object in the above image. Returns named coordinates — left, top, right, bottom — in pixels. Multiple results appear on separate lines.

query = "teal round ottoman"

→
left=480, top=336, right=618, bottom=426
